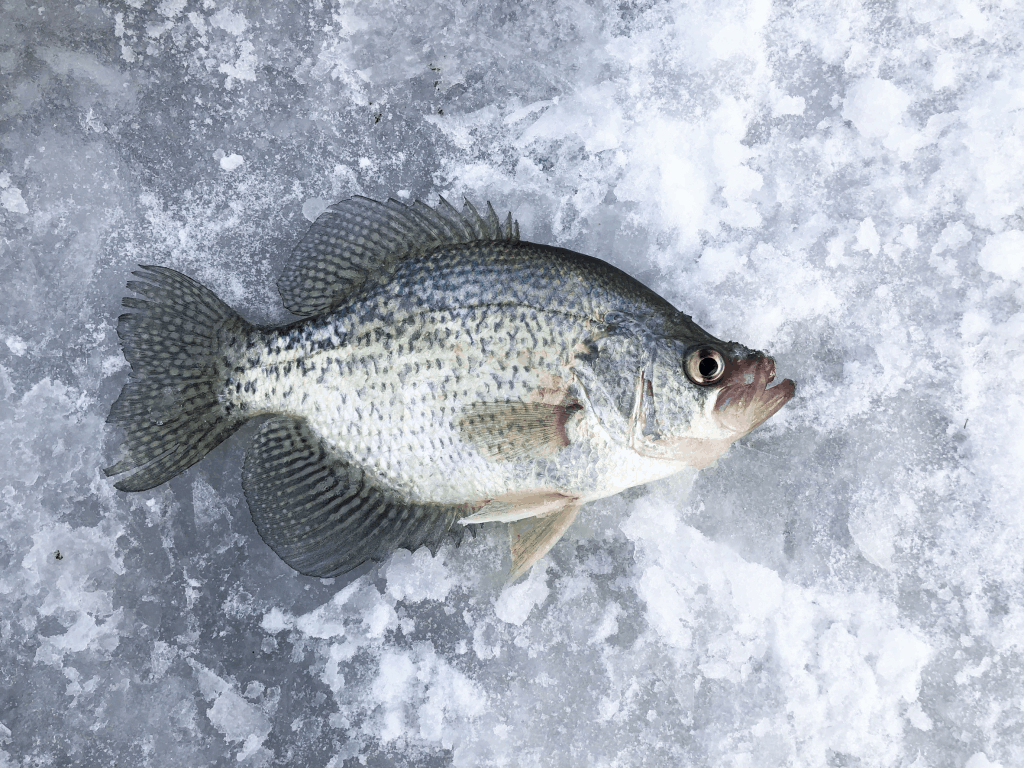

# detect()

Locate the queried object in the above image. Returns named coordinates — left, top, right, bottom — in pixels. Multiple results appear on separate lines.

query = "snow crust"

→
left=2, top=0, right=1023, bottom=765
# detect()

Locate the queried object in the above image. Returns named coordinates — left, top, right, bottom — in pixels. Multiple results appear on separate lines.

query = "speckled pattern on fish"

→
left=105, top=196, right=795, bottom=582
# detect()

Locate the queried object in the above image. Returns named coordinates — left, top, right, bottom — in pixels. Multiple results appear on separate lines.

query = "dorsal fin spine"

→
left=462, top=199, right=487, bottom=239
left=437, top=196, right=473, bottom=241
left=412, top=199, right=453, bottom=241
left=485, top=202, right=501, bottom=239
left=431, top=197, right=471, bottom=241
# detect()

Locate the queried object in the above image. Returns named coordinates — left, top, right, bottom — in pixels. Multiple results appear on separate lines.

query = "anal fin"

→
left=507, top=498, right=583, bottom=583
left=242, top=416, right=471, bottom=577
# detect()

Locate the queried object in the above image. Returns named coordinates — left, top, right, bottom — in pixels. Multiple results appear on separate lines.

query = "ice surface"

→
left=2, top=0, right=1024, bottom=765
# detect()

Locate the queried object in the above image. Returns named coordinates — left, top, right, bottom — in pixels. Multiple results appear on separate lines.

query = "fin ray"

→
left=105, top=266, right=249, bottom=492
left=456, top=401, right=581, bottom=462
left=507, top=499, right=583, bottom=582
left=242, top=416, right=471, bottom=577
left=277, top=196, right=520, bottom=317
left=461, top=492, right=575, bottom=524
left=461, top=199, right=488, bottom=239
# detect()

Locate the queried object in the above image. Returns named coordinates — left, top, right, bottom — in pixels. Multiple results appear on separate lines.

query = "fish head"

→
left=630, top=324, right=796, bottom=468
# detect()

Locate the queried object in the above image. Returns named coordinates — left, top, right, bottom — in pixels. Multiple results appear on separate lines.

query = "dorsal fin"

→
left=278, top=196, right=520, bottom=316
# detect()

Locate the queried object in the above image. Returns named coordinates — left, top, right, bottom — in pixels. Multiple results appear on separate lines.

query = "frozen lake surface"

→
left=2, top=1, right=1023, bottom=765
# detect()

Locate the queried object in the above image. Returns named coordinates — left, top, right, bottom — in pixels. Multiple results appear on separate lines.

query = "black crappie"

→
left=105, top=196, right=795, bottom=581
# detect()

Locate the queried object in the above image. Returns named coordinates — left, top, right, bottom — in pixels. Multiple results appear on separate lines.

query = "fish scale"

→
left=106, top=196, right=795, bottom=580
left=229, top=278, right=603, bottom=504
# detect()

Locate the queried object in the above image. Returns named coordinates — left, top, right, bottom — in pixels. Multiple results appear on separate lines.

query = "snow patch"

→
left=209, top=8, right=249, bottom=36
left=219, top=41, right=257, bottom=87
left=977, top=230, right=1024, bottom=281
left=156, top=0, right=186, bottom=19
left=1, top=186, right=27, bottom=214
left=843, top=78, right=912, bottom=139
left=219, top=153, right=244, bottom=171
left=302, top=197, right=330, bottom=222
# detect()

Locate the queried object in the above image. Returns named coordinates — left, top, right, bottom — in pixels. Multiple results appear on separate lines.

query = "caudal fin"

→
left=104, top=265, right=249, bottom=492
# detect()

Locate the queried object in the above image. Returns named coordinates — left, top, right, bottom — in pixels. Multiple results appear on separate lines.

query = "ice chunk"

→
left=301, top=197, right=330, bottom=222
left=385, top=548, right=454, bottom=603
left=493, top=565, right=550, bottom=626
left=210, top=8, right=248, bottom=36
left=977, top=230, right=1024, bottom=281
left=193, top=663, right=271, bottom=760
left=219, top=153, right=244, bottom=171
left=843, top=77, right=911, bottom=139
left=966, top=754, right=1004, bottom=768
left=1, top=186, right=27, bottom=214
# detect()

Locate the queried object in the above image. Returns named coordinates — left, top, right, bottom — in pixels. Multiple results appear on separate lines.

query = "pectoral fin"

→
left=460, top=491, right=575, bottom=524
left=507, top=498, right=583, bottom=583
left=456, top=401, right=582, bottom=461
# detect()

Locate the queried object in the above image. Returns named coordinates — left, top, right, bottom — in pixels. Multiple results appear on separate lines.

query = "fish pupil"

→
left=698, top=357, right=719, bottom=377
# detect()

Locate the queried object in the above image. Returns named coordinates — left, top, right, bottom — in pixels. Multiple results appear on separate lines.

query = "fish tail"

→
left=104, top=265, right=250, bottom=492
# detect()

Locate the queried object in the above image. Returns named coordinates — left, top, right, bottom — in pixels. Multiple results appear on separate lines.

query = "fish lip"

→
left=713, top=356, right=795, bottom=433
left=762, top=377, right=796, bottom=412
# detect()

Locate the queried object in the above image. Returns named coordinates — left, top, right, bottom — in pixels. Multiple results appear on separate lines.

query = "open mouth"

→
left=714, top=356, right=796, bottom=434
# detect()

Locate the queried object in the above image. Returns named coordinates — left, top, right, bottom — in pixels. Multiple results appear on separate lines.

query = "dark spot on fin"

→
left=456, top=401, right=582, bottom=462
left=278, top=196, right=521, bottom=317
left=242, top=416, right=472, bottom=578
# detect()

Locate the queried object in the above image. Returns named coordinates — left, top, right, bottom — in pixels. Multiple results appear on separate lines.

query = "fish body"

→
left=232, top=242, right=684, bottom=504
left=106, top=197, right=794, bottom=580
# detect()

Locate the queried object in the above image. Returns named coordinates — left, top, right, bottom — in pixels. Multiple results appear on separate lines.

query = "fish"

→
left=105, top=196, right=795, bottom=582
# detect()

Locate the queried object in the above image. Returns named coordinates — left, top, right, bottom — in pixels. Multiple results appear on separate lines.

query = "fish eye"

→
left=685, top=347, right=726, bottom=386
